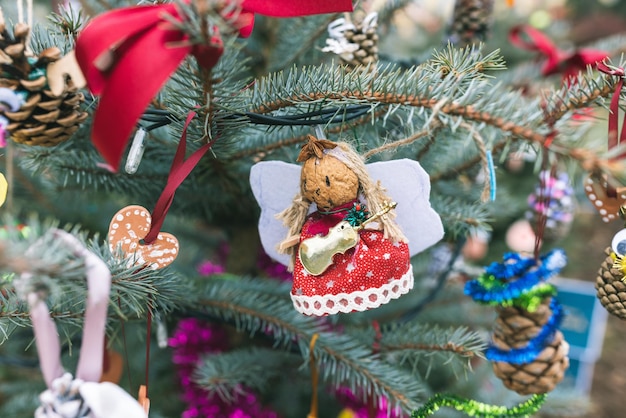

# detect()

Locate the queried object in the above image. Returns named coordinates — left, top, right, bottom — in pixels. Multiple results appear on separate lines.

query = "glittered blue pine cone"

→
left=526, top=171, right=575, bottom=242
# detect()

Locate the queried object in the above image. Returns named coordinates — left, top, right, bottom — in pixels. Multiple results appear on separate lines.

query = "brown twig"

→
left=430, top=140, right=508, bottom=182
left=381, top=342, right=478, bottom=358
left=253, top=92, right=548, bottom=144
left=363, top=126, right=436, bottom=159
left=544, top=82, right=615, bottom=125
left=459, top=121, right=491, bottom=202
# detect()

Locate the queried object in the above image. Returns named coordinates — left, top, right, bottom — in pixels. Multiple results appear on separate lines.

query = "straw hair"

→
left=276, top=141, right=407, bottom=267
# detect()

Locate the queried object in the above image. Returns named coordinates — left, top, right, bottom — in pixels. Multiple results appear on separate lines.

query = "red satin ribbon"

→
left=76, top=0, right=353, bottom=171
left=597, top=62, right=626, bottom=161
left=144, top=111, right=213, bottom=244
left=509, top=25, right=608, bottom=80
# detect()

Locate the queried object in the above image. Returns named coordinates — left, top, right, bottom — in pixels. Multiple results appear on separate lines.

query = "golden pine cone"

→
left=0, top=22, right=87, bottom=146
left=492, top=298, right=553, bottom=349
left=493, top=330, right=570, bottom=395
left=595, top=247, right=626, bottom=320
left=448, top=0, right=494, bottom=48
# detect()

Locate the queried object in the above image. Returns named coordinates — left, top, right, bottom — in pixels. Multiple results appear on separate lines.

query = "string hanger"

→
left=314, top=125, right=327, bottom=140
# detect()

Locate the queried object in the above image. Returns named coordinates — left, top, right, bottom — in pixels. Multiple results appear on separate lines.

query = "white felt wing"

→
left=250, top=159, right=444, bottom=265
left=250, top=161, right=302, bottom=267
left=80, top=382, right=147, bottom=418
left=366, top=159, right=444, bottom=256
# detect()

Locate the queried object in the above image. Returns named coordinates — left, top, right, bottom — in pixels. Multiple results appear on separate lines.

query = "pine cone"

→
left=341, top=15, right=378, bottom=72
left=0, top=22, right=87, bottom=146
left=447, top=0, right=494, bottom=48
left=492, top=298, right=552, bottom=349
left=493, top=330, right=570, bottom=395
left=596, top=247, right=626, bottom=320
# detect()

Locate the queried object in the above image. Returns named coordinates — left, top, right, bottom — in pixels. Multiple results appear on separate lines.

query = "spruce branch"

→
left=429, top=46, right=506, bottom=80
left=0, top=221, right=188, bottom=336
left=193, top=347, right=298, bottom=402
left=239, top=57, right=626, bottom=179
left=380, top=324, right=486, bottom=360
left=269, top=14, right=343, bottom=71
left=195, top=277, right=426, bottom=413
left=229, top=109, right=381, bottom=160
left=363, top=115, right=442, bottom=159
left=251, top=89, right=548, bottom=143
left=431, top=195, right=492, bottom=239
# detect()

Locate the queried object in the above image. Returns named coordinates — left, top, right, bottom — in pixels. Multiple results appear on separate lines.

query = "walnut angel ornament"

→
left=250, top=136, right=444, bottom=315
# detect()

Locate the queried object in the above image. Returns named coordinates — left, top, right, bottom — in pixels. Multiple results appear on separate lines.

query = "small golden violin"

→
left=299, top=202, right=397, bottom=276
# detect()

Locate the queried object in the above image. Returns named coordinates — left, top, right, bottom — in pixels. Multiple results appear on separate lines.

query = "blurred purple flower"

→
left=256, top=250, right=291, bottom=281
left=170, top=318, right=279, bottom=418
left=197, top=260, right=226, bottom=276
left=335, top=386, right=405, bottom=418
left=0, top=116, right=8, bottom=148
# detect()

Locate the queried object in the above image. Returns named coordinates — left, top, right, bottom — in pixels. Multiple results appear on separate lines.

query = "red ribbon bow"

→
left=597, top=62, right=626, bottom=161
left=509, top=25, right=608, bottom=80
left=75, top=0, right=353, bottom=171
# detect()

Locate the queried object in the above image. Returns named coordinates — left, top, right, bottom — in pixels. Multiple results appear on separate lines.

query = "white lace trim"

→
left=291, top=265, right=413, bottom=316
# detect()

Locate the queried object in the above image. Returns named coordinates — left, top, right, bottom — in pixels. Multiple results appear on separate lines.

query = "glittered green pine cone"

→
left=595, top=247, right=626, bottom=320
left=448, top=0, right=494, bottom=48
left=493, top=330, right=570, bottom=395
left=0, top=22, right=87, bottom=146
left=492, top=298, right=553, bottom=349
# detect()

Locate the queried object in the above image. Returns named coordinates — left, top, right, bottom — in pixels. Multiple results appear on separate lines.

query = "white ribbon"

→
left=321, top=38, right=359, bottom=60
left=35, top=374, right=147, bottom=418
left=327, top=17, right=356, bottom=39
left=361, top=12, right=378, bottom=32
left=0, top=87, right=24, bottom=112
left=323, top=13, right=379, bottom=60
left=19, top=230, right=147, bottom=418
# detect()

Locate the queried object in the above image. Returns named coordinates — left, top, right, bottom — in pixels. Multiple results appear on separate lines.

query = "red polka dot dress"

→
left=291, top=202, right=413, bottom=316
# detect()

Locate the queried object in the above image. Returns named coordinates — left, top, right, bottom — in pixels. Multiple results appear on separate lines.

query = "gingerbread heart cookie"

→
left=108, top=205, right=178, bottom=269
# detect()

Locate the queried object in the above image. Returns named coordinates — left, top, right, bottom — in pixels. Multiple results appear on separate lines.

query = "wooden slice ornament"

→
left=108, top=205, right=178, bottom=269
left=584, top=174, right=626, bottom=223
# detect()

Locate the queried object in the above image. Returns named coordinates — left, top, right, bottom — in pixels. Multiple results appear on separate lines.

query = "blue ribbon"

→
left=486, top=298, right=564, bottom=364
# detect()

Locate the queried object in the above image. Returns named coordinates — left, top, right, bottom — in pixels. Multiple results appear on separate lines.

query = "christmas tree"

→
left=0, top=0, right=625, bottom=417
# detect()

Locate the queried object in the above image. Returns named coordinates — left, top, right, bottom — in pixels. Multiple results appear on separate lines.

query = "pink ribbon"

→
left=25, top=230, right=111, bottom=388
left=75, top=0, right=353, bottom=171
